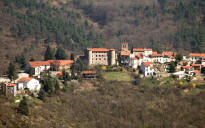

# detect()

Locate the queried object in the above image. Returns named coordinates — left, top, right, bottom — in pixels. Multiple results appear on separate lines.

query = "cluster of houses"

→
left=86, top=42, right=176, bottom=77
left=86, top=42, right=205, bottom=78
left=1, top=42, right=205, bottom=97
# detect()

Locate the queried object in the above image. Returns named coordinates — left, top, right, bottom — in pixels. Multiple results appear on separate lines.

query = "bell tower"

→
left=121, top=42, right=128, bottom=50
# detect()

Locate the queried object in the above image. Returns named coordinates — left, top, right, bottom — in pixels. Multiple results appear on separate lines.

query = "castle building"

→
left=87, top=48, right=116, bottom=66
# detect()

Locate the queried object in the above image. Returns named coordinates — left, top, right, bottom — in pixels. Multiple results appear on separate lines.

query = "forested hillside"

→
left=0, top=0, right=205, bottom=73
left=72, top=0, right=205, bottom=52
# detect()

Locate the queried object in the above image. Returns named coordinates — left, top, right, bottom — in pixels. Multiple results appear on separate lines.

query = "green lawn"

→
left=103, top=72, right=133, bottom=82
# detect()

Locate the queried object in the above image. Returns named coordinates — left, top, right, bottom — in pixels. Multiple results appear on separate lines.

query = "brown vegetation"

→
left=1, top=81, right=205, bottom=128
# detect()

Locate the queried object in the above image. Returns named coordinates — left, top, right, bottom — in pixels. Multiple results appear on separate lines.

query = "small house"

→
left=17, top=77, right=41, bottom=91
left=5, top=83, right=17, bottom=97
left=140, top=62, right=155, bottom=77
left=83, top=71, right=97, bottom=79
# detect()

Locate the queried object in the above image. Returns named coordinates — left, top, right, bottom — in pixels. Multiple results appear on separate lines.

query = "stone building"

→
left=87, top=48, right=116, bottom=66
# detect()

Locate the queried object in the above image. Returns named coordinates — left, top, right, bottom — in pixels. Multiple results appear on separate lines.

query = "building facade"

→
left=87, top=48, right=116, bottom=66
left=140, top=62, right=155, bottom=77
left=17, top=77, right=41, bottom=91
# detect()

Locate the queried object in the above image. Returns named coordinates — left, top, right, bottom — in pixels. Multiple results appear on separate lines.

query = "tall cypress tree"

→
left=44, top=46, right=54, bottom=61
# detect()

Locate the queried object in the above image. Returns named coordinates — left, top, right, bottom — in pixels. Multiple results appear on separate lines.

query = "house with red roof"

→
left=132, top=48, right=153, bottom=57
left=82, top=71, right=97, bottom=79
left=17, top=77, right=41, bottom=91
left=26, top=60, right=74, bottom=77
left=140, top=62, right=155, bottom=77
left=189, top=53, right=205, bottom=62
left=4, top=83, right=17, bottom=96
left=26, top=61, right=51, bottom=76
left=151, top=51, right=176, bottom=63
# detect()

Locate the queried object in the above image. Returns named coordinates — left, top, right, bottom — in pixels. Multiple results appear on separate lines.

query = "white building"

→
left=129, top=57, right=139, bottom=69
left=26, top=61, right=51, bottom=76
left=188, top=53, right=205, bottom=62
left=133, top=48, right=152, bottom=57
left=140, top=62, right=155, bottom=77
left=151, top=51, right=176, bottom=64
left=17, top=77, right=41, bottom=91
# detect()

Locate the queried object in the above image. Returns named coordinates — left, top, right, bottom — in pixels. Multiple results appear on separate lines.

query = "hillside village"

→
left=1, top=42, right=205, bottom=97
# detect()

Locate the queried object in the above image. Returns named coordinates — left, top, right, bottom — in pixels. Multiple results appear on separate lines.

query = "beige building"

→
left=87, top=48, right=116, bottom=66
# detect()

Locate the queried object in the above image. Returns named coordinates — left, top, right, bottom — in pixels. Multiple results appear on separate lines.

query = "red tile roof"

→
left=51, top=60, right=74, bottom=66
left=162, top=51, right=176, bottom=57
left=133, top=48, right=152, bottom=52
left=29, top=61, right=50, bottom=68
left=136, top=54, right=143, bottom=59
left=143, top=62, right=153, bottom=66
left=17, top=77, right=33, bottom=83
left=152, top=52, right=163, bottom=57
left=183, top=66, right=193, bottom=69
left=6, top=83, right=16, bottom=86
left=87, top=48, right=109, bottom=52
left=83, top=71, right=97, bottom=74
left=130, top=57, right=138, bottom=60
left=192, top=64, right=201, bottom=67
left=121, top=52, right=130, bottom=56
left=189, top=53, right=205, bottom=57
left=29, top=60, right=74, bottom=68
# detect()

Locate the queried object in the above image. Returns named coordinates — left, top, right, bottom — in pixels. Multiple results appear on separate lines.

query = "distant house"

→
left=189, top=53, right=205, bottom=62
left=192, top=64, right=201, bottom=71
left=133, top=48, right=152, bottom=57
left=151, top=51, right=176, bottom=64
left=17, top=77, right=41, bottom=91
left=26, top=60, right=74, bottom=76
left=129, top=57, right=139, bottom=69
left=82, top=71, right=97, bottom=79
left=50, top=60, right=74, bottom=71
left=182, top=66, right=194, bottom=75
left=4, top=83, right=17, bottom=97
left=120, top=52, right=130, bottom=66
left=140, top=62, right=155, bottom=77
left=26, top=61, right=51, bottom=76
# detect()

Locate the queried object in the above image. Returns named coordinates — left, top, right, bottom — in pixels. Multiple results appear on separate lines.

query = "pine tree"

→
left=55, top=47, right=67, bottom=60
left=38, top=89, right=46, bottom=101
left=44, top=46, right=54, bottom=61
left=18, top=97, right=29, bottom=116
left=168, top=61, right=176, bottom=73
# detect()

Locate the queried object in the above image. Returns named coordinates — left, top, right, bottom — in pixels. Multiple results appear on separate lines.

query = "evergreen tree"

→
left=15, top=55, right=26, bottom=69
left=168, top=61, right=176, bottom=73
left=18, top=97, right=29, bottom=116
left=8, top=62, right=18, bottom=81
left=55, top=47, right=67, bottom=60
left=38, top=89, right=46, bottom=101
left=44, top=46, right=54, bottom=61
left=70, top=53, right=75, bottom=60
